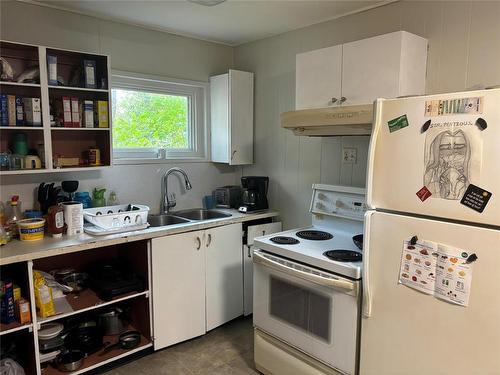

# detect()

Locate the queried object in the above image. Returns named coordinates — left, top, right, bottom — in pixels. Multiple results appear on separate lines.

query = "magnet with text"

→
left=460, top=184, right=492, bottom=213
left=387, top=114, right=409, bottom=133
left=416, top=186, right=432, bottom=202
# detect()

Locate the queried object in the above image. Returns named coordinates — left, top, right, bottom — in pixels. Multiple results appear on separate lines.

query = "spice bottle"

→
left=47, top=204, right=65, bottom=238
left=6, top=196, right=23, bottom=238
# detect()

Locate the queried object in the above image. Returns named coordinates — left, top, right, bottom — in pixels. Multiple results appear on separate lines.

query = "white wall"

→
left=0, top=1, right=240, bottom=212
left=234, top=0, right=500, bottom=229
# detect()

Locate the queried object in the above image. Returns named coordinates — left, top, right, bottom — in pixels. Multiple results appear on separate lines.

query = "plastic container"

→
left=83, top=204, right=149, bottom=230
left=74, top=192, right=92, bottom=209
left=18, top=218, right=46, bottom=241
left=24, top=210, right=43, bottom=219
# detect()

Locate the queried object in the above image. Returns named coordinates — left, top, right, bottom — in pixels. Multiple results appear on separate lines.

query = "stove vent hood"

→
left=281, top=104, right=373, bottom=136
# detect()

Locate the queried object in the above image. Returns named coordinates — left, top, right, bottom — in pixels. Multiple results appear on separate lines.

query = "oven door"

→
left=253, top=250, right=360, bottom=375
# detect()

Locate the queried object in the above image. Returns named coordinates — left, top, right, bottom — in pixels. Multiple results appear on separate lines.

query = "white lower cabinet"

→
left=151, top=223, right=244, bottom=349
left=206, top=224, right=243, bottom=331
left=151, top=230, right=206, bottom=350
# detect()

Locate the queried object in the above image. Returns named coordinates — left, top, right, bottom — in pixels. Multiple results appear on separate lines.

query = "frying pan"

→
left=353, top=234, right=363, bottom=250
left=99, top=331, right=141, bottom=356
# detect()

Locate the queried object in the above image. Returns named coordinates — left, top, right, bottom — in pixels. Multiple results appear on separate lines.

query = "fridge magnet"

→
left=399, top=239, right=474, bottom=307
left=423, top=121, right=483, bottom=200
left=460, top=184, right=492, bottom=213
left=416, top=186, right=432, bottom=202
left=387, top=114, right=409, bottom=133
left=424, top=97, right=483, bottom=117
left=475, top=117, right=487, bottom=131
left=421, top=119, right=431, bottom=133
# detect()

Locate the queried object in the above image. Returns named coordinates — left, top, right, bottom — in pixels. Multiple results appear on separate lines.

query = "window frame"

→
left=111, top=70, right=209, bottom=164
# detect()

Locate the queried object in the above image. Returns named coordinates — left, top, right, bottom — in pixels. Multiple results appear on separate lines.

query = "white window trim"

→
left=111, top=70, right=210, bottom=164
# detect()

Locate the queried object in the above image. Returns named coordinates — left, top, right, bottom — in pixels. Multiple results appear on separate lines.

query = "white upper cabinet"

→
left=296, top=45, right=342, bottom=110
left=295, top=31, right=428, bottom=109
left=210, top=69, right=254, bottom=165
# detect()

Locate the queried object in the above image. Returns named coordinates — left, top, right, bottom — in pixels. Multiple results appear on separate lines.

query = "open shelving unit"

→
left=1, top=242, right=152, bottom=375
left=0, top=40, right=112, bottom=175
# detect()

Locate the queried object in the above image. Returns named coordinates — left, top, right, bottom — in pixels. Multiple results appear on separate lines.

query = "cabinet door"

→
left=151, top=231, right=205, bottom=350
left=296, top=45, right=342, bottom=110
left=341, top=32, right=402, bottom=105
left=210, top=73, right=230, bottom=163
left=229, top=69, right=254, bottom=165
left=244, top=222, right=282, bottom=315
left=205, top=223, right=243, bottom=330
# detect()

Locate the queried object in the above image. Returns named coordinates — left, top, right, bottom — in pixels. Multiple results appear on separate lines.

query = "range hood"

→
left=281, top=104, right=373, bottom=136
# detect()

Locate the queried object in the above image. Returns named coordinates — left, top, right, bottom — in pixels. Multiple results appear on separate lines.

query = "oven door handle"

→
left=253, top=251, right=358, bottom=295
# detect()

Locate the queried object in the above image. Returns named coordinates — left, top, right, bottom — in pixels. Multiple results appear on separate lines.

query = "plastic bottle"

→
left=108, top=191, right=119, bottom=206
left=74, top=192, right=92, bottom=209
left=0, top=201, right=6, bottom=226
left=47, top=204, right=65, bottom=238
left=6, top=196, right=23, bottom=238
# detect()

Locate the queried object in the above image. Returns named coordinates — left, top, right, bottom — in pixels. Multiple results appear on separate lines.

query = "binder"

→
left=15, top=97, right=24, bottom=126
left=84, top=100, right=94, bottom=128
left=7, top=95, right=16, bottom=126
left=71, top=97, right=80, bottom=127
left=96, top=100, right=108, bottom=128
left=23, top=98, right=42, bottom=126
left=0, top=95, right=7, bottom=126
left=62, top=96, right=72, bottom=127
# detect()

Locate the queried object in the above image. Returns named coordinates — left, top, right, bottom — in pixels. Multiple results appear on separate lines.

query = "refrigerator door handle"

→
left=362, top=211, right=374, bottom=318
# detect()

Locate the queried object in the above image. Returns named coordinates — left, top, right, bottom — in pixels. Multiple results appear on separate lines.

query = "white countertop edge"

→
left=0, top=209, right=279, bottom=266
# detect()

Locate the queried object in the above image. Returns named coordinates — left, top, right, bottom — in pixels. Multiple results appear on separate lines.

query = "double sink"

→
left=148, top=209, right=232, bottom=228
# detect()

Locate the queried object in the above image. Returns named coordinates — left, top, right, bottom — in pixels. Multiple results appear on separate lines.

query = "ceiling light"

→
left=187, top=0, right=226, bottom=6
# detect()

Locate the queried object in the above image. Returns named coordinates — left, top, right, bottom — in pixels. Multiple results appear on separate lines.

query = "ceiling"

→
left=30, top=0, right=392, bottom=46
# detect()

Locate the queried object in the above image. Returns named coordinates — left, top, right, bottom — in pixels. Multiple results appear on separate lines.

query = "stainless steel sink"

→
left=148, top=214, right=190, bottom=227
left=172, top=209, right=232, bottom=221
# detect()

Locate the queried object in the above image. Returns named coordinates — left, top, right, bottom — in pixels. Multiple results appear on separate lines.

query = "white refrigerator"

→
left=361, top=88, right=500, bottom=374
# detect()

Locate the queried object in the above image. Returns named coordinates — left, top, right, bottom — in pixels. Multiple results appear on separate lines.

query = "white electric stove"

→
left=253, top=184, right=366, bottom=375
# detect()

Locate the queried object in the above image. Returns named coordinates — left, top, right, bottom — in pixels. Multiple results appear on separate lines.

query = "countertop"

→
left=0, top=209, right=279, bottom=266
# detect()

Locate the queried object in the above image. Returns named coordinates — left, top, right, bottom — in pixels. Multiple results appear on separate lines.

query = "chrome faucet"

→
left=161, top=167, right=193, bottom=213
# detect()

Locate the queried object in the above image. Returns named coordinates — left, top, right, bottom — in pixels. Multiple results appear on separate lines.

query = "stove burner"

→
left=270, top=236, right=300, bottom=245
left=296, top=230, right=333, bottom=241
left=323, top=250, right=362, bottom=262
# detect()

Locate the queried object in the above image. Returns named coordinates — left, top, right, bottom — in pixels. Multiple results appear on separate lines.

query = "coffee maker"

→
left=238, top=176, right=269, bottom=213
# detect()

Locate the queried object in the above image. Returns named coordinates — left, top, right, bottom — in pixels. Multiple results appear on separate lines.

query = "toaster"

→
left=213, top=186, right=242, bottom=208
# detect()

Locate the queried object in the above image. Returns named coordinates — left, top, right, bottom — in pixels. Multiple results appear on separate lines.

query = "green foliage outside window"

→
left=112, top=89, right=189, bottom=149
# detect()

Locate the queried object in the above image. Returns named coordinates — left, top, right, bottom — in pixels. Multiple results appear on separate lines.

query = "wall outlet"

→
left=342, top=147, right=357, bottom=164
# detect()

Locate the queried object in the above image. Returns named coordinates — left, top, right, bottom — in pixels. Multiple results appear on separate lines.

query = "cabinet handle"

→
left=330, top=97, right=338, bottom=105
left=338, top=97, right=347, bottom=104
left=247, top=245, right=252, bottom=258
left=231, top=150, right=237, bottom=161
left=196, top=236, right=201, bottom=250
left=206, top=233, right=212, bottom=247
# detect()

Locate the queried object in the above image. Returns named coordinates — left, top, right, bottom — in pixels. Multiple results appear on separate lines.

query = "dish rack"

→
left=83, top=204, right=149, bottom=233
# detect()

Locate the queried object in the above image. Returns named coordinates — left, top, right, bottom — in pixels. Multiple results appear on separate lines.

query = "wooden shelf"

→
left=51, top=127, right=110, bottom=131
left=0, top=81, right=40, bottom=88
left=42, top=326, right=151, bottom=375
left=0, top=321, right=32, bottom=336
left=39, top=289, right=149, bottom=324
left=48, top=85, right=108, bottom=93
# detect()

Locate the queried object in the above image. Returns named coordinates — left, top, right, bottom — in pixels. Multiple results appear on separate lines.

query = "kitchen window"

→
left=111, top=71, right=208, bottom=162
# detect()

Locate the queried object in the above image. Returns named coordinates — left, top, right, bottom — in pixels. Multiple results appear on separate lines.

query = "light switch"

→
left=342, top=147, right=357, bottom=164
